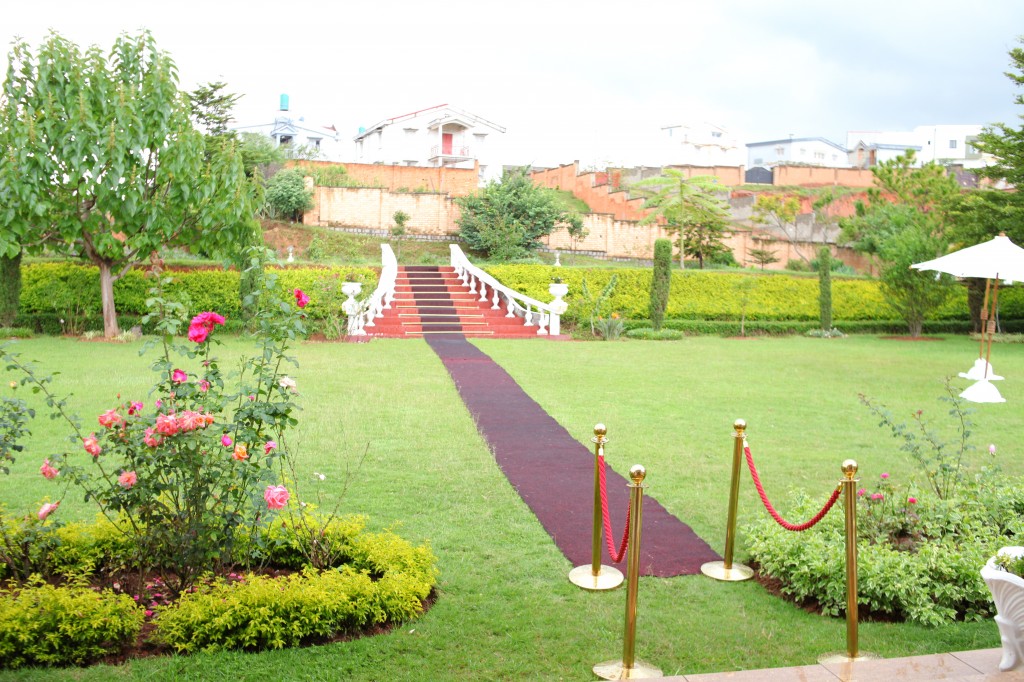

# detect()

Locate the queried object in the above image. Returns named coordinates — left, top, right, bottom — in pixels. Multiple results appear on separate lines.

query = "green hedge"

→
left=485, top=265, right=1024, bottom=325
left=16, top=263, right=378, bottom=333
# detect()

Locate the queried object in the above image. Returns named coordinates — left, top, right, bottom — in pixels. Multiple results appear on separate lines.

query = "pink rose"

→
left=990, top=444, right=997, bottom=455
left=232, top=444, right=248, bottom=461
left=188, top=311, right=226, bottom=343
left=38, top=501, right=60, bottom=520
left=198, top=380, right=210, bottom=393
left=857, top=488, right=866, bottom=497
left=128, top=401, right=143, bottom=416
left=83, top=434, right=101, bottom=457
left=871, top=493, right=883, bottom=501
left=118, top=470, right=138, bottom=488
left=880, top=473, right=889, bottom=480
left=155, top=413, right=179, bottom=436
left=98, top=409, right=124, bottom=428
left=40, top=459, right=59, bottom=479
left=294, top=289, right=309, bottom=309
left=264, top=485, right=290, bottom=510
left=264, top=440, right=277, bottom=455
left=144, top=428, right=162, bottom=448
left=279, top=376, right=296, bottom=391
left=907, top=496, right=917, bottom=504
left=171, top=369, right=188, bottom=384
left=221, top=434, right=233, bottom=447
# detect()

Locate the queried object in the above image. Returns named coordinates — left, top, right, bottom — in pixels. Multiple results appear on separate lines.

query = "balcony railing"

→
left=430, top=144, right=471, bottom=159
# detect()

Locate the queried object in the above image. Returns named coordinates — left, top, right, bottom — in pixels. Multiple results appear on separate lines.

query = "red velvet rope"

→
left=598, top=452, right=630, bottom=563
left=744, top=445, right=842, bottom=531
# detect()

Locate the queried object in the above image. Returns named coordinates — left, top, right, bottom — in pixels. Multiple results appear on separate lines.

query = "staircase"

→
left=367, top=266, right=542, bottom=338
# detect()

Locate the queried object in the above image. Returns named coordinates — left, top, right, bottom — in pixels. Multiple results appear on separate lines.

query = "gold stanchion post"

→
left=701, top=419, right=753, bottom=581
left=819, top=459, right=877, bottom=665
left=594, top=465, right=663, bottom=680
left=569, top=424, right=624, bottom=591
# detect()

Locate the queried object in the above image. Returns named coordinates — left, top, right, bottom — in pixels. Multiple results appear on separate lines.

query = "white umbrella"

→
left=912, top=233, right=1024, bottom=402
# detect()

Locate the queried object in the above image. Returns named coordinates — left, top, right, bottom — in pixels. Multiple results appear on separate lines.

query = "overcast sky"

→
left=6, top=0, right=1024, bottom=167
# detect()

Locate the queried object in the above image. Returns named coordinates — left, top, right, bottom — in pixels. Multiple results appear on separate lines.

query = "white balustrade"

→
left=449, top=244, right=562, bottom=336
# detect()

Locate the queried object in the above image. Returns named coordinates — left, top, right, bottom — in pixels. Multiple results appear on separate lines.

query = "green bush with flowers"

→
left=744, top=385, right=1020, bottom=626
left=0, top=252, right=437, bottom=668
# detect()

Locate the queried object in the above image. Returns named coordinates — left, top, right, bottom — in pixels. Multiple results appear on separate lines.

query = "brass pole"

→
left=819, top=459, right=876, bottom=665
left=701, top=420, right=753, bottom=581
left=594, top=465, right=662, bottom=680
left=842, top=459, right=859, bottom=659
left=569, top=424, right=623, bottom=591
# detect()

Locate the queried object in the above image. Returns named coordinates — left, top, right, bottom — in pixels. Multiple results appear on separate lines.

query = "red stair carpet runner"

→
left=368, top=266, right=541, bottom=338
left=426, top=334, right=721, bottom=577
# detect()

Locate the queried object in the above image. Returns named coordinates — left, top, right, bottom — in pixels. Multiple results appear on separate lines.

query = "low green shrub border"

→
left=16, top=262, right=379, bottom=334
left=485, top=264, right=1024, bottom=326
left=0, top=581, right=144, bottom=669
left=744, top=484, right=1024, bottom=627
left=624, top=327, right=684, bottom=340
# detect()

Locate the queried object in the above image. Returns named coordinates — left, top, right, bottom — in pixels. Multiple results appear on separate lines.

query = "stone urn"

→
left=981, top=546, right=1024, bottom=671
left=341, top=281, right=363, bottom=298
left=549, top=282, right=569, bottom=299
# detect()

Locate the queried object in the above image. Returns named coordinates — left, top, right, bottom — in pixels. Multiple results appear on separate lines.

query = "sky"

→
left=6, top=0, right=1024, bottom=168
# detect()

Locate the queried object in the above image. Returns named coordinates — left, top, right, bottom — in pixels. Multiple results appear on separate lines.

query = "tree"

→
left=189, top=81, right=241, bottom=141
left=391, top=210, right=409, bottom=261
left=972, top=37, right=1024, bottom=188
left=565, top=212, right=588, bottom=264
left=842, top=203, right=953, bottom=337
left=456, top=168, right=570, bottom=261
left=649, top=238, right=671, bottom=331
left=751, top=194, right=807, bottom=262
left=748, top=246, right=779, bottom=270
left=818, top=246, right=833, bottom=332
left=633, top=171, right=730, bottom=269
left=264, top=169, right=314, bottom=222
left=0, top=31, right=256, bottom=337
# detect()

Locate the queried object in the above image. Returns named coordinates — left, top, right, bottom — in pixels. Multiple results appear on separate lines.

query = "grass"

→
left=1, top=333, right=1021, bottom=680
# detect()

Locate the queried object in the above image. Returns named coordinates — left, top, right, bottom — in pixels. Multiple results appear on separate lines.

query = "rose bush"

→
left=7, top=259, right=309, bottom=595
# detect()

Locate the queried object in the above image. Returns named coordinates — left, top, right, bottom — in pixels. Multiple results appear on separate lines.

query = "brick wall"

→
left=292, top=160, right=479, bottom=196
left=772, top=165, right=876, bottom=188
left=304, top=187, right=461, bottom=234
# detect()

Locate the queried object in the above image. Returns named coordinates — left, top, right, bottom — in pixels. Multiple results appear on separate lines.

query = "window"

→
left=308, top=138, right=321, bottom=150
left=753, top=157, right=763, bottom=165
left=775, top=146, right=785, bottom=155
left=279, top=135, right=293, bottom=146
left=711, top=131, right=722, bottom=138
left=949, top=139, right=958, bottom=149
left=404, top=128, right=417, bottom=137
left=814, top=151, right=825, bottom=160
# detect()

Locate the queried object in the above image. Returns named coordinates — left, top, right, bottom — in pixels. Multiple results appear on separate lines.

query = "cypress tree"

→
left=818, top=246, right=832, bottom=332
left=650, top=238, right=672, bottom=331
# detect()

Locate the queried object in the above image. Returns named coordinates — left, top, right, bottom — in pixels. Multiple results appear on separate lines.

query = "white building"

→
left=746, top=137, right=849, bottom=169
left=846, top=125, right=991, bottom=169
left=657, top=122, right=743, bottom=166
left=230, top=95, right=343, bottom=161
left=353, top=104, right=506, bottom=185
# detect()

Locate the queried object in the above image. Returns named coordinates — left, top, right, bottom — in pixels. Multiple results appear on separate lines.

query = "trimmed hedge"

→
left=485, top=265, right=1024, bottom=326
left=16, top=262, right=378, bottom=333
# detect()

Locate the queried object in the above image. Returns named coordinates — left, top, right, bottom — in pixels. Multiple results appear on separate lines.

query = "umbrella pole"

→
left=985, top=278, right=1001, bottom=379
left=979, top=278, right=992, bottom=362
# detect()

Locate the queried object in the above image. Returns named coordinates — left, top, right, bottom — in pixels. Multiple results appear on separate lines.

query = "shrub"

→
left=649, top=239, right=671, bottom=331
left=624, top=327, right=684, bottom=340
left=264, top=169, right=314, bottom=221
left=0, top=580, right=144, bottom=668
left=156, top=524, right=438, bottom=653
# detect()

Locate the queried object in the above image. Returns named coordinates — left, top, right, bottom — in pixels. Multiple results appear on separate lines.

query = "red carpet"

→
left=427, top=336, right=720, bottom=577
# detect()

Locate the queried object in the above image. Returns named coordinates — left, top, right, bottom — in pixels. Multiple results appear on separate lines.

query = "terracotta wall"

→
left=291, top=160, right=479, bottom=196
left=772, top=165, right=876, bottom=188
left=304, top=186, right=460, bottom=235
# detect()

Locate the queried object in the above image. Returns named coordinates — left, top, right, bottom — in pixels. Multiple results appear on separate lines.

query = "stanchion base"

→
left=593, top=659, right=663, bottom=679
left=700, top=560, right=754, bottom=582
left=568, top=564, right=624, bottom=591
left=817, top=651, right=880, bottom=664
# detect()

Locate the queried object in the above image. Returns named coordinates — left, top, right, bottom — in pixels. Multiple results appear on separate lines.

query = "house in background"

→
left=745, top=137, right=849, bottom=170
left=230, top=95, right=343, bottom=161
left=353, top=104, right=506, bottom=185
left=656, top=122, right=743, bottom=166
left=846, top=125, right=991, bottom=169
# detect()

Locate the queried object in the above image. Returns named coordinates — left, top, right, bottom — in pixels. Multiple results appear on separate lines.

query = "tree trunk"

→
left=98, top=261, right=121, bottom=338
left=0, top=251, right=22, bottom=326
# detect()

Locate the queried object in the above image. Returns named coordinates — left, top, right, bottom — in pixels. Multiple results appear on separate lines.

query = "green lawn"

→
left=1, top=334, right=1020, bottom=680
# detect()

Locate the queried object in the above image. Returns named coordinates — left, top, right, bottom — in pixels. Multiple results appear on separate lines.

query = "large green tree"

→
left=456, top=168, right=571, bottom=261
left=973, top=37, right=1024, bottom=188
left=634, top=171, right=730, bottom=269
left=840, top=152, right=959, bottom=336
left=0, top=31, right=256, bottom=336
